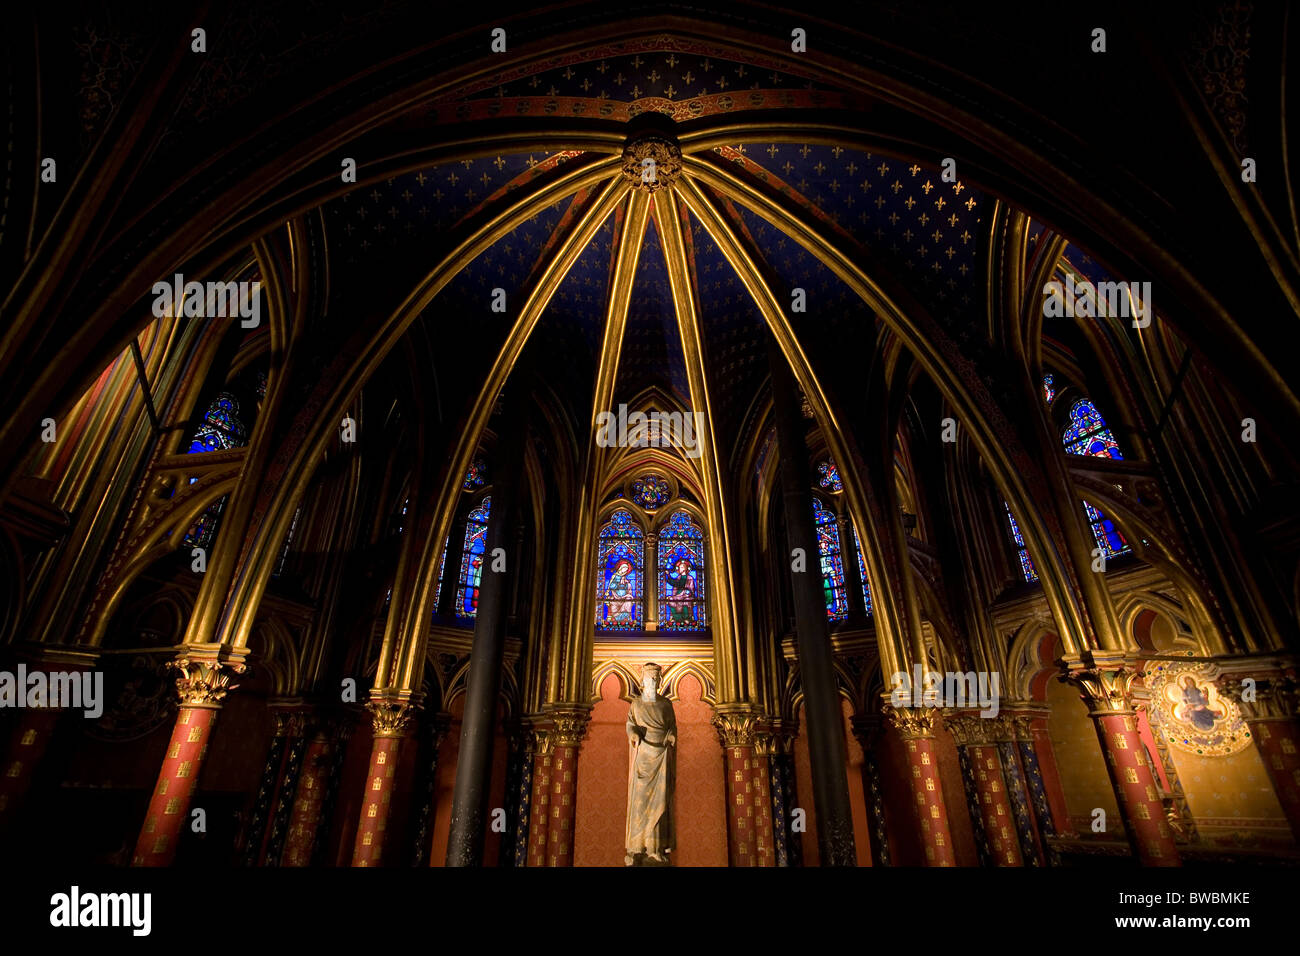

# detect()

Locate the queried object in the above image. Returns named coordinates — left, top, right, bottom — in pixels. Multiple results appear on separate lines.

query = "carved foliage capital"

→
left=883, top=705, right=938, bottom=739
left=172, top=656, right=246, bottom=708
left=1066, top=663, right=1140, bottom=715
left=365, top=695, right=420, bottom=738
left=942, top=712, right=992, bottom=747
left=1215, top=673, right=1299, bottom=721
left=548, top=708, right=591, bottom=747
left=712, top=710, right=761, bottom=748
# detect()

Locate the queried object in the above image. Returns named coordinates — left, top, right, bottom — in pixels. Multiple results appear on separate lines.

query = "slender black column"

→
left=768, top=343, right=857, bottom=865
left=446, top=405, right=525, bottom=866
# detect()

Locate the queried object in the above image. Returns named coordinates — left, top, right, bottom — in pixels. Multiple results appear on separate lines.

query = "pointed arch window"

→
left=658, top=510, right=707, bottom=631
left=1060, top=398, right=1131, bottom=559
left=850, top=524, right=874, bottom=616
left=596, top=509, right=644, bottom=631
left=1063, top=398, right=1122, bottom=460
left=187, top=392, right=247, bottom=453
left=1042, top=373, right=1056, bottom=405
left=813, top=498, right=849, bottom=622
left=454, top=497, right=491, bottom=620
left=1003, top=501, right=1039, bottom=583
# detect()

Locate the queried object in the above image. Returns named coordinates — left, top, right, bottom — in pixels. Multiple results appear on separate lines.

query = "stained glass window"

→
left=850, top=523, right=874, bottom=616
left=596, top=509, right=644, bottom=631
left=817, top=461, right=843, bottom=493
left=463, top=459, right=487, bottom=490
left=813, top=498, right=848, bottom=622
left=1060, top=399, right=1132, bottom=559
left=183, top=495, right=228, bottom=550
left=455, top=497, right=490, bottom=620
left=658, top=510, right=707, bottom=631
left=187, top=392, right=247, bottom=454
left=1003, top=502, right=1039, bottom=583
left=631, top=475, right=672, bottom=511
left=1043, top=373, right=1055, bottom=405
left=1084, top=501, right=1129, bottom=559
left=1063, top=399, right=1122, bottom=460
left=395, top=497, right=409, bottom=536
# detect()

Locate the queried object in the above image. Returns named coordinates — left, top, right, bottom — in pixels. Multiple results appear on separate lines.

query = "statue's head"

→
left=640, top=662, right=662, bottom=698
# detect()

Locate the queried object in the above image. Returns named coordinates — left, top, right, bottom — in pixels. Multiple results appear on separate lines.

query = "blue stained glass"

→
left=658, top=510, right=707, bottom=631
left=1043, top=374, right=1055, bottom=405
left=1063, top=399, right=1122, bottom=460
left=813, top=498, right=848, bottom=622
left=596, top=509, right=644, bottom=631
left=1084, top=501, right=1130, bottom=559
left=1003, top=501, right=1039, bottom=583
left=817, top=462, right=843, bottom=493
left=463, top=459, right=487, bottom=489
left=183, top=495, right=228, bottom=549
left=631, top=475, right=672, bottom=510
left=186, top=392, right=247, bottom=453
left=455, top=497, right=490, bottom=620
left=850, top=524, right=874, bottom=616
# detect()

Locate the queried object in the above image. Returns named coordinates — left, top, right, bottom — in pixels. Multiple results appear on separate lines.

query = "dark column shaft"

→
left=446, top=411, right=525, bottom=866
left=768, top=344, right=857, bottom=865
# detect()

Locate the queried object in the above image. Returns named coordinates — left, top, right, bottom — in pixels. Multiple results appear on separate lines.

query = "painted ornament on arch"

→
left=1146, top=662, right=1249, bottom=757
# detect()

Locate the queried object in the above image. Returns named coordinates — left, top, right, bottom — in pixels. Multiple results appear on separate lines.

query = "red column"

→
left=752, top=733, right=775, bottom=867
left=885, top=706, right=956, bottom=867
left=350, top=695, right=417, bottom=868
left=527, top=738, right=553, bottom=868
left=542, top=708, right=588, bottom=867
left=132, top=656, right=245, bottom=867
left=0, top=709, right=61, bottom=826
left=969, top=743, right=1023, bottom=866
left=1071, top=659, right=1180, bottom=866
left=714, top=711, right=761, bottom=866
left=281, top=729, right=332, bottom=866
left=1218, top=673, right=1300, bottom=842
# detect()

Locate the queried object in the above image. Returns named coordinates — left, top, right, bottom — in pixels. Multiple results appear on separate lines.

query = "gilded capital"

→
left=172, top=655, right=246, bottom=708
left=712, top=710, right=761, bottom=748
left=1064, top=655, right=1140, bottom=715
left=1215, top=672, right=1298, bottom=721
left=882, top=704, right=938, bottom=739
left=365, top=693, right=420, bottom=738
left=547, top=707, right=591, bottom=747
left=942, top=711, right=991, bottom=747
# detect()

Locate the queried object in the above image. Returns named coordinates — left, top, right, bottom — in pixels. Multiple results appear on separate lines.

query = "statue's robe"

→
left=626, top=694, right=676, bottom=856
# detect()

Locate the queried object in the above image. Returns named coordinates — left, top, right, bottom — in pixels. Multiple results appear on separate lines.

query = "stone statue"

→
left=625, top=662, right=676, bottom=865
